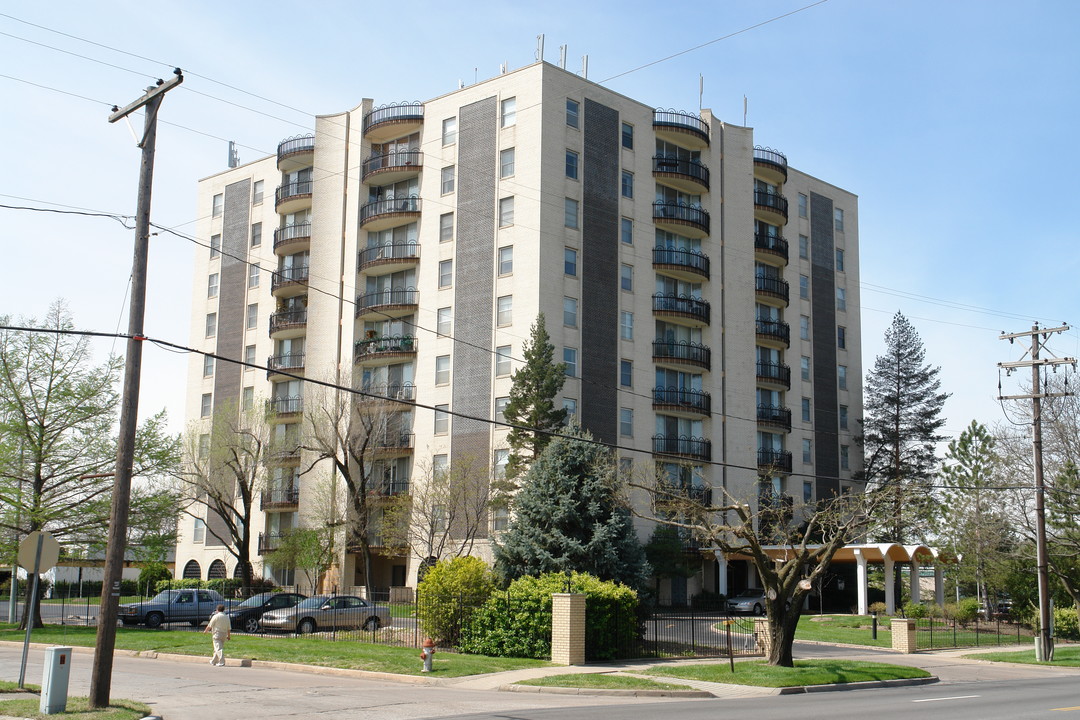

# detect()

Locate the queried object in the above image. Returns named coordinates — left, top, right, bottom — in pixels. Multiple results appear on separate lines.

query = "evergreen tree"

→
left=859, top=311, right=949, bottom=550
left=493, top=421, right=650, bottom=591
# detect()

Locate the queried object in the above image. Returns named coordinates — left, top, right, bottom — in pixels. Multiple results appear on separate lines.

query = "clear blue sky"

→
left=3, top=0, right=1077, bottom=442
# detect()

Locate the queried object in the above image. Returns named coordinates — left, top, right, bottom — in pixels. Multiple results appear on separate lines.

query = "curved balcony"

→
left=358, top=242, right=420, bottom=273
left=274, top=223, right=311, bottom=255
left=356, top=287, right=419, bottom=321
left=269, top=309, right=307, bottom=339
left=753, top=146, right=788, bottom=185
left=354, top=334, right=418, bottom=366
left=271, top=265, right=310, bottom=298
left=755, top=275, right=790, bottom=306
left=358, top=382, right=416, bottom=404
left=756, top=361, right=791, bottom=391
left=266, top=396, right=303, bottom=419
left=652, top=339, right=711, bottom=370
left=362, top=150, right=423, bottom=185
left=758, top=449, right=793, bottom=474
left=653, top=293, right=710, bottom=327
left=652, top=386, right=711, bottom=417
left=373, top=432, right=415, bottom=458
left=359, top=196, right=421, bottom=232
left=277, top=134, right=315, bottom=173
left=652, top=246, right=710, bottom=281
left=653, top=201, right=710, bottom=238
left=261, top=487, right=300, bottom=510
left=757, top=404, right=793, bottom=432
left=258, top=532, right=283, bottom=555
left=754, top=233, right=789, bottom=266
left=363, top=101, right=424, bottom=143
left=267, top=352, right=305, bottom=380
left=652, top=434, right=712, bottom=462
left=656, top=482, right=713, bottom=507
left=754, top=189, right=789, bottom=225
left=653, top=109, right=709, bottom=149
left=652, top=155, right=710, bottom=193
left=755, top=319, right=791, bottom=349
left=275, top=180, right=313, bottom=215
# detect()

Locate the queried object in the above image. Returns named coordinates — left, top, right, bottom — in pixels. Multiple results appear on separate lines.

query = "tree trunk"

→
left=766, top=605, right=800, bottom=667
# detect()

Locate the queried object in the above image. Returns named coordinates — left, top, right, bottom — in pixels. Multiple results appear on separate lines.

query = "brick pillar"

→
left=753, top=618, right=772, bottom=657
left=891, top=618, right=917, bottom=653
left=551, top=593, right=586, bottom=665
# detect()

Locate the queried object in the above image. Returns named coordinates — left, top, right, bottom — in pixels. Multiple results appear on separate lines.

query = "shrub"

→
left=955, top=598, right=980, bottom=624
left=416, top=557, right=496, bottom=645
left=903, top=601, right=928, bottom=619
left=1054, top=606, right=1080, bottom=640
left=926, top=603, right=944, bottom=618
left=137, top=562, right=171, bottom=595
left=868, top=601, right=888, bottom=616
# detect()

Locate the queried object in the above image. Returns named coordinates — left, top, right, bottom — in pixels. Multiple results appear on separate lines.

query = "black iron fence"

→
left=914, top=616, right=1029, bottom=650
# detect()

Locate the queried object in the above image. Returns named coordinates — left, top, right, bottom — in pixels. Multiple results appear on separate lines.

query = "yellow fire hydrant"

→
left=420, top=637, right=435, bottom=673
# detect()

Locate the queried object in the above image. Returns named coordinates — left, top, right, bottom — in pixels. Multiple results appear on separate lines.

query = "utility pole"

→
left=88, top=70, right=183, bottom=710
left=998, top=323, right=1075, bottom=663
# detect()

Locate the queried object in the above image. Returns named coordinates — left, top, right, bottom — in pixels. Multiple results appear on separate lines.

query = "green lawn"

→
left=965, top=645, right=1080, bottom=666
left=0, top=680, right=40, bottom=693
left=0, top=625, right=548, bottom=677
left=792, top=614, right=893, bottom=648
left=646, top=659, right=930, bottom=688
left=0, top=696, right=151, bottom=720
left=517, top=673, right=691, bottom=690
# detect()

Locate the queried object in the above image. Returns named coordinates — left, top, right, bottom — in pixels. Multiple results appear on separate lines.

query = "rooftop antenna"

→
left=581, top=54, right=588, bottom=79
left=536, top=34, right=545, bottom=62
left=500, top=62, right=507, bottom=74
left=559, top=45, right=567, bottom=69
left=227, top=140, right=239, bottom=168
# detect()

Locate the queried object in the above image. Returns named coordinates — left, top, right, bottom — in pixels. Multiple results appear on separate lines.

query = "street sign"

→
left=18, top=532, right=60, bottom=573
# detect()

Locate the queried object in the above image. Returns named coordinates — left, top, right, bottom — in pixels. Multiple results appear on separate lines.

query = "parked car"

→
left=260, top=595, right=382, bottom=634
left=727, top=589, right=768, bottom=616
left=226, top=592, right=307, bottom=633
left=117, top=588, right=225, bottom=628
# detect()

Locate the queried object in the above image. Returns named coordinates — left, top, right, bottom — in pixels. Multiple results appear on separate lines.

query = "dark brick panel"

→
left=809, top=191, right=839, bottom=497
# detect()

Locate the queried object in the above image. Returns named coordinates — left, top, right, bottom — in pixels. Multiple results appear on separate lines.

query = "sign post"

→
left=16, top=531, right=60, bottom=688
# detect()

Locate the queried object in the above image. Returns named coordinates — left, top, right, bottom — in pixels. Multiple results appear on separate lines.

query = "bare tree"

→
left=266, top=470, right=345, bottom=594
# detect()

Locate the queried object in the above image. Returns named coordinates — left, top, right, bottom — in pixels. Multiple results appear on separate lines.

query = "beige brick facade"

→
left=891, top=618, right=917, bottom=653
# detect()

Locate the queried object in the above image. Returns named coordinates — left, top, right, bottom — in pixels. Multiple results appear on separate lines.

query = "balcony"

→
left=375, top=479, right=411, bottom=496
left=258, top=532, right=284, bottom=555
left=359, top=382, right=416, bottom=405
left=269, top=309, right=307, bottom=339
left=275, top=180, right=313, bottom=215
left=652, top=246, right=710, bottom=281
left=756, top=361, right=791, bottom=390
left=373, top=432, right=414, bottom=458
left=652, top=386, right=711, bottom=417
left=267, top=352, right=305, bottom=380
left=356, top=287, right=419, bottom=321
left=261, top=487, right=300, bottom=510
left=755, top=319, right=790, bottom=348
left=274, top=222, right=311, bottom=255
left=363, top=101, right=424, bottom=143
left=359, top=196, right=421, bottom=232
left=656, top=482, right=713, bottom=508
left=652, top=339, right=711, bottom=370
left=266, top=396, right=303, bottom=419
left=354, top=334, right=417, bottom=365
left=653, top=109, right=710, bottom=149
left=271, top=265, right=309, bottom=298
left=277, top=134, right=315, bottom=173
left=653, top=201, right=710, bottom=238
left=653, top=293, right=710, bottom=327
left=754, top=189, right=789, bottom=224
left=755, top=275, right=790, bottom=306
left=362, top=150, right=423, bottom=185
left=757, top=449, right=793, bottom=474
left=652, top=434, right=712, bottom=462
left=753, top=146, right=788, bottom=185
left=754, top=233, right=789, bottom=265
left=358, top=242, right=420, bottom=273
left=652, top=155, right=710, bottom=193
left=757, top=404, right=793, bottom=432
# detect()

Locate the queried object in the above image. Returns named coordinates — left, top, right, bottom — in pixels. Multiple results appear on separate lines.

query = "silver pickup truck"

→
left=117, top=588, right=225, bottom=628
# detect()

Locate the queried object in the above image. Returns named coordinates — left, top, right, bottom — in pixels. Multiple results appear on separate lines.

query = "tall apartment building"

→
left=176, top=61, right=862, bottom=601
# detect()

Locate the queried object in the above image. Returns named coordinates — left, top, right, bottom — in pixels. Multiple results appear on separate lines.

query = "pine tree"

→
left=493, top=421, right=650, bottom=591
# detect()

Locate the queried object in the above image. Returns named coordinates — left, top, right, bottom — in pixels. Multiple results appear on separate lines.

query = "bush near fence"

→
left=152, top=577, right=277, bottom=597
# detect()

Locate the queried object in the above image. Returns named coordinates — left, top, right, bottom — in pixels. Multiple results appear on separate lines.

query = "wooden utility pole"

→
left=89, top=70, right=183, bottom=709
left=998, top=323, right=1075, bottom=663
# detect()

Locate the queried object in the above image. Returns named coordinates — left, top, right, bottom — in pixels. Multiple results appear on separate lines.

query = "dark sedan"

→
left=226, top=592, right=307, bottom=633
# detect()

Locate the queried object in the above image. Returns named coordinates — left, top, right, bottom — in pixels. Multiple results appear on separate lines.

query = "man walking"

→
left=204, top=604, right=231, bottom=666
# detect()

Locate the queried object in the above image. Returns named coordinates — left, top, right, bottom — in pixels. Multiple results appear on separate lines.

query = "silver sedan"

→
left=260, top=595, right=382, bottom=634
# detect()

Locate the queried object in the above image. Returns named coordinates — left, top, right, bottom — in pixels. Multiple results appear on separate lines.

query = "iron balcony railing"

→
left=358, top=242, right=420, bottom=269
left=754, top=189, right=789, bottom=219
left=267, top=353, right=305, bottom=377
left=653, top=293, right=710, bottom=324
left=374, top=432, right=414, bottom=452
left=755, top=275, right=790, bottom=303
left=757, top=449, right=793, bottom=473
left=753, top=146, right=788, bottom=179
left=267, top=396, right=303, bottom=415
left=653, top=108, right=710, bottom=143
left=757, top=404, right=792, bottom=431
left=652, top=339, right=711, bottom=369
left=360, top=196, right=421, bottom=224
left=357, top=288, right=419, bottom=314
left=652, top=435, right=712, bottom=461
left=653, top=201, right=710, bottom=234
left=354, top=335, right=417, bottom=360
left=756, top=361, right=791, bottom=388
left=273, top=222, right=311, bottom=249
left=258, top=532, right=285, bottom=555
left=272, top=266, right=309, bottom=290
left=261, top=488, right=300, bottom=509
left=754, top=233, right=789, bottom=261
left=755, top=319, right=790, bottom=345
left=359, top=382, right=416, bottom=403
left=652, top=246, right=710, bottom=278
left=652, top=386, right=711, bottom=415
left=277, top=134, right=315, bottom=162
left=376, top=480, right=411, bottom=496
left=269, top=309, right=307, bottom=334
left=362, top=150, right=423, bottom=180
left=656, top=481, right=713, bottom=507
left=275, top=180, right=313, bottom=206
left=652, top=155, right=710, bottom=188
left=363, top=101, right=424, bottom=134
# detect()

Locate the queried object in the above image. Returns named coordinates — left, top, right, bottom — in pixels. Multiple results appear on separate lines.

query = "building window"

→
left=563, top=347, right=577, bottom=377
left=621, top=217, right=633, bottom=245
left=500, top=147, right=515, bottom=178
left=620, top=359, right=632, bottom=387
left=800, top=315, right=810, bottom=340
left=493, top=449, right=509, bottom=480
left=621, top=170, right=634, bottom=199
left=565, top=149, right=579, bottom=179
left=203, top=355, right=215, bottom=377
left=494, top=396, right=509, bottom=422
left=620, top=264, right=633, bottom=292
left=802, top=438, right=813, bottom=464
left=433, top=454, right=449, bottom=478
left=434, top=404, right=449, bottom=434
left=621, top=122, right=633, bottom=149
left=564, top=247, right=578, bottom=276
left=799, top=235, right=808, bottom=259
left=839, top=404, right=848, bottom=430
left=252, top=180, right=264, bottom=205
left=212, top=193, right=223, bottom=218
left=497, top=295, right=512, bottom=326
left=801, top=397, right=811, bottom=423
left=837, top=287, right=846, bottom=311
left=246, top=303, right=258, bottom=331
left=437, top=307, right=452, bottom=336
left=564, top=197, right=579, bottom=228
left=435, top=355, right=450, bottom=385
left=798, top=193, right=807, bottom=218
left=619, top=408, right=633, bottom=437
left=439, top=259, right=453, bottom=289
left=242, top=386, right=254, bottom=411
left=205, top=312, right=217, bottom=338
left=439, top=213, right=454, bottom=243
left=499, top=197, right=514, bottom=227
left=210, top=234, right=221, bottom=259
left=495, top=345, right=512, bottom=376
left=801, top=356, right=811, bottom=381
left=441, top=166, right=456, bottom=195
left=498, top=245, right=513, bottom=275
left=442, top=116, right=457, bottom=146
left=835, top=248, right=845, bottom=272
left=834, top=207, right=844, bottom=232
left=501, top=97, right=516, bottom=127
left=248, top=264, right=260, bottom=288
left=562, top=398, right=577, bottom=420
left=838, top=326, right=846, bottom=349
left=491, top=506, right=509, bottom=533
left=840, top=445, right=850, bottom=470
left=244, top=344, right=256, bottom=365
left=803, top=481, right=813, bottom=503
left=563, top=297, right=578, bottom=327
left=207, top=273, right=219, bottom=298
left=620, top=311, right=633, bottom=340
left=193, top=518, right=206, bottom=543
left=799, top=274, right=809, bottom=300
left=566, top=98, right=579, bottom=128
left=251, top=222, right=263, bottom=248
left=200, top=393, right=212, bottom=417
left=197, top=433, right=211, bottom=460
left=838, top=365, right=848, bottom=391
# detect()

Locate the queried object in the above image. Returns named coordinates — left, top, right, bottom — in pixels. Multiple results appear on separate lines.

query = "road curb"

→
left=498, top=684, right=714, bottom=698
left=776, top=675, right=939, bottom=694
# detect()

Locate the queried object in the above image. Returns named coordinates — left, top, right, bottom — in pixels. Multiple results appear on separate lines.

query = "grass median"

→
left=646, top=659, right=930, bottom=687
left=964, top=645, right=1080, bottom=666
left=792, top=614, right=892, bottom=647
left=517, top=674, right=691, bottom=690
left=1, top=681, right=150, bottom=720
